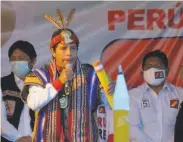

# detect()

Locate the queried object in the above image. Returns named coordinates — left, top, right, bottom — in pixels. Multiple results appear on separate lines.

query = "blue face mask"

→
left=10, top=61, right=30, bottom=78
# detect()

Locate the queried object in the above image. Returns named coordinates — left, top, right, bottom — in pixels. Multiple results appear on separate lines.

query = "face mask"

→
left=10, top=61, right=30, bottom=78
left=143, top=68, right=166, bottom=86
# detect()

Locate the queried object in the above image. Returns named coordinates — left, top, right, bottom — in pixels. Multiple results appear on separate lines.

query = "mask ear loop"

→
left=28, top=59, right=34, bottom=71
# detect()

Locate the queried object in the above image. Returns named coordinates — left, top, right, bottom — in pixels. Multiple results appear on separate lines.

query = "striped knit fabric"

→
left=31, top=59, right=101, bottom=142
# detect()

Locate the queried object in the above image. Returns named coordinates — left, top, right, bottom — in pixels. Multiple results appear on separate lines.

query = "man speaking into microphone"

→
left=20, top=9, right=114, bottom=142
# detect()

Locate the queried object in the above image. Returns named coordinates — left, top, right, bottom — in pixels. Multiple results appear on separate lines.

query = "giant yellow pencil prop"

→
left=113, top=65, right=129, bottom=142
left=92, top=60, right=113, bottom=109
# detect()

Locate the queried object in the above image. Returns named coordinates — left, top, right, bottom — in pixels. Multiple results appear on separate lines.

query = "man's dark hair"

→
left=142, top=50, right=169, bottom=69
left=52, top=29, right=79, bottom=51
left=8, top=40, right=37, bottom=60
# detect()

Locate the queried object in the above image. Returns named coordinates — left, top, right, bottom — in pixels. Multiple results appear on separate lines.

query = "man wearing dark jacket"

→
left=1, top=40, right=36, bottom=142
left=174, top=65, right=183, bottom=142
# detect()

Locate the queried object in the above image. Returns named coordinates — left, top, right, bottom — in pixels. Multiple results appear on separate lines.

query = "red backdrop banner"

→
left=101, top=37, right=183, bottom=89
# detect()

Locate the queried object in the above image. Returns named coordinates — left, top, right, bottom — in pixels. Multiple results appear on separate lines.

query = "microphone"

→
left=65, top=63, right=72, bottom=96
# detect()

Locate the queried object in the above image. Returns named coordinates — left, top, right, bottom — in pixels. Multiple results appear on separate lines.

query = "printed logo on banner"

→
left=141, top=99, right=150, bottom=108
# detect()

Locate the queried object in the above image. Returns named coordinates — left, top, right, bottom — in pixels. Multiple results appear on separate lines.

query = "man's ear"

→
left=29, top=58, right=36, bottom=69
left=50, top=48, right=56, bottom=58
left=166, top=68, right=169, bottom=77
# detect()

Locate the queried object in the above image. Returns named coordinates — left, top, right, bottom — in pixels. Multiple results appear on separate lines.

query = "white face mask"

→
left=143, top=68, right=166, bottom=86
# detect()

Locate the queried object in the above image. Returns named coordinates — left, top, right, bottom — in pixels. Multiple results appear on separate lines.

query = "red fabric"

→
left=56, top=104, right=63, bottom=141
left=107, top=134, right=114, bottom=142
left=52, top=79, right=64, bottom=91
left=50, top=35, right=64, bottom=48
left=67, top=110, right=72, bottom=140
left=101, top=37, right=183, bottom=89
left=42, top=59, right=92, bottom=141
left=50, top=30, right=79, bottom=49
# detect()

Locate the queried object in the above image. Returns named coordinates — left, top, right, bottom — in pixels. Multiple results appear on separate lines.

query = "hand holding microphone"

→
left=59, top=64, right=73, bottom=84
left=59, top=63, right=73, bottom=95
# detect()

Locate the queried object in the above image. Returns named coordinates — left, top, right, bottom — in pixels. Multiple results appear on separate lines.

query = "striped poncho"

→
left=22, top=59, right=101, bottom=142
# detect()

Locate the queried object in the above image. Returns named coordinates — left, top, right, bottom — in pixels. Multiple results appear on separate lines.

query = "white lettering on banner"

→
left=2, top=2, right=183, bottom=77
left=108, top=6, right=183, bottom=30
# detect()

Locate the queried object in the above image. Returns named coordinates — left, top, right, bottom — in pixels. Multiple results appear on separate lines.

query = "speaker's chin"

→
left=1, top=1, right=16, bottom=47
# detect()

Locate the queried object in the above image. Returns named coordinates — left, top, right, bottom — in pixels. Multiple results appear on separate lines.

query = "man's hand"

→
left=107, top=78, right=116, bottom=95
left=59, top=68, right=73, bottom=84
left=16, top=136, right=32, bottom=142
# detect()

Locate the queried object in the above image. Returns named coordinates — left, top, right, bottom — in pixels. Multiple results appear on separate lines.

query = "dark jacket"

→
left=1, top=73, right=35, bottom=142
left=174, top=101, right=183, bottom=142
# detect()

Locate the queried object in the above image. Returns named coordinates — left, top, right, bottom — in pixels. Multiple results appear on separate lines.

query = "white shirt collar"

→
left=14, top=74, right=24, bottom=90
left=143, top=81, right=171, bottom=92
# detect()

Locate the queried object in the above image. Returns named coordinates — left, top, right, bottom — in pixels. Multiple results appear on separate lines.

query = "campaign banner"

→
left=2, top=1, right=183, bottom=84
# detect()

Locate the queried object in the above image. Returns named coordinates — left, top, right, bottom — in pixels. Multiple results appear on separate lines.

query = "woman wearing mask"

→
left=1, top=40, right=37, bottom=142
left=129, top=50, right=183, bottom=142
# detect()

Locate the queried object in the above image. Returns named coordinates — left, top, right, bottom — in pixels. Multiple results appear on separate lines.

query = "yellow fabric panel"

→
left=24, top=72, right=44, bottom=87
